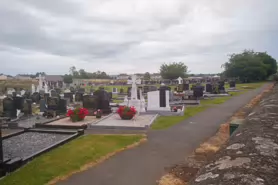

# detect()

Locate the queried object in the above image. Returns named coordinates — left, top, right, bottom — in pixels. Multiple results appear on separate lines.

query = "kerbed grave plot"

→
left=90, top=113, right=158, bottom=130
left=1, top=129, right=83, bottom=175
left=36, top=115, right=111, bottom=129
left=3, top=132, right=69, bottom=160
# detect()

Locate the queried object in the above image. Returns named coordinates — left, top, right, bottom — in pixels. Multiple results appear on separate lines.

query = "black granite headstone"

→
left=193, top=86, right=204, bottom=98
left=57, top=99, right=67, bottom=114
left=184, top=84, right=190, bottom=91
left=177, top=84, right=184, bottom=92
left=94, top=89, right=112, bottom=114
left=206, top=83, right=213, bottom=93
left=3, top=97, right=16, bottom=118
left=82, top=95, right=97, bottom=110
left=159, top=86, right=168, bottom=107
left=229, top=81, right=236, bottom=88
left=14, top=96, right=24, bottom=110
left=31, top=92, right=40, bottom=103
left=127, top=87, right=132, bottom=97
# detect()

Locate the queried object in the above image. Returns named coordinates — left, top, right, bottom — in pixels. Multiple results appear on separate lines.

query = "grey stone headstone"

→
left=40, top=99, right=47, bottom=112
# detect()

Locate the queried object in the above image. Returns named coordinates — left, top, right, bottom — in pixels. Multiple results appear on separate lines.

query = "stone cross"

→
left=177, top=77, right=183, bottom=85
left=131, top=75, right=141, bottom=100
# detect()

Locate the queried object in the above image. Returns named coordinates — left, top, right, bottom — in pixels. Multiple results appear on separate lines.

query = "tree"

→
left=143, top=72, right=151, bottom=80
left=222, top=50, right=276, bottom=82
left=257, top=52, right=277, bottom=77
left=69, top=66, right=79, bottom=77
left=63, top=74, right=73, bottom=84
left=160, top=62, right=188, bottom=80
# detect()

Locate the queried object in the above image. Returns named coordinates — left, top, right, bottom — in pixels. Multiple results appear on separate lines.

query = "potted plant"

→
left=117, top=106, right=137, bottom=120
left=67, top=107, right=89, bottom=122
left=94, top=109, right=102, bottom=119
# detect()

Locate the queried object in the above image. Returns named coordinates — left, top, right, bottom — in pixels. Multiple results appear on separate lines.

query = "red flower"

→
left=67, top=107, right=89, bottom=122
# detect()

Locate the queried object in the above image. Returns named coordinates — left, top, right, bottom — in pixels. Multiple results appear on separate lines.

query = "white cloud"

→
left=0, top=0, right=278, bottom=75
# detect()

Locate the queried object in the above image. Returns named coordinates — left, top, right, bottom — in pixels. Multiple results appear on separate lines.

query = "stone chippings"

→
left=3, top=132, right=70, bottom=160
left=190, top=84, right=278, bottom=185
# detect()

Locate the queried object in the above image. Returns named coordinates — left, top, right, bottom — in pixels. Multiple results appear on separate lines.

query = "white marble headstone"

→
left=20, top=90, right=26, bottom=96
left=147, top=90, right=171, bottom=111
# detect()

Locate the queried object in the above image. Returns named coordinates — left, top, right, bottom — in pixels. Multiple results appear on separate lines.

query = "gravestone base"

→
left=147, top=107, right=171, bottom=111
left=129, top=100, right=146, bottom=113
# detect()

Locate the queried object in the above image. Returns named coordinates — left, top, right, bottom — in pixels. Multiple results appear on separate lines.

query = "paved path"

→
left=59, top=85, right=267, bottom=185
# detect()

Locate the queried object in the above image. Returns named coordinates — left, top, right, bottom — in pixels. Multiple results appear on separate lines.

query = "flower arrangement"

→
left=117, top=106, right=137, bottom=120
left=67, top=107, right=89, bottom=122
left=94, top=109, right=102, bottom=119
left=172, top=106, right=178, bottom=112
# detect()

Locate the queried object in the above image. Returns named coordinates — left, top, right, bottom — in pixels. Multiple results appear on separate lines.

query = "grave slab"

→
left=90, top=113, right=158, bottom=130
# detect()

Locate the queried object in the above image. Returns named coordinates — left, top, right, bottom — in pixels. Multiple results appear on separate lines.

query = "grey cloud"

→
left=0, top=0, right=278, bottom=75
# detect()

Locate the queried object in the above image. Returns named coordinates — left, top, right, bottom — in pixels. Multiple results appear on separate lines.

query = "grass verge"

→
left=0, top=134, right=145, bottom=185
left=151, top=82, right=266, bottom=130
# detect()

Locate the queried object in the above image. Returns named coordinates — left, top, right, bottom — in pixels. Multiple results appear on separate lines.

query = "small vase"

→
left=96, top=115, right=102, bottom=119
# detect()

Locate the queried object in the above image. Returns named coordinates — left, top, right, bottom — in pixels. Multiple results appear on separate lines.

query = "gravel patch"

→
left=3, top=132, right=70, bottom=160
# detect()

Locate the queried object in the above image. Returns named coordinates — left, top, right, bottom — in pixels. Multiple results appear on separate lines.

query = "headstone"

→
left=14, top=96, right=24, bottom=110
left=147, top=89, right=170, bottom=111
left=193, top=86, right=204, bottom=98
left=218, top=81, right=225, bottom=93
left=82, top=95, right=97, bottom=109
left=75, top=92, right=83, bottom=102
left=7, top=89, right=15, bottom=95
left=23, top=91, right=31, bottom=99
left=57, top=99, right=67, bottom=114
left=127, top=87, right=132, bottom=97
left=31, top=84, right=36, bottom=94
left=112, top=87, right=118, bottom=94
left=39, top=99, right=47, bottom=112
left=119, top=88, right=124, bottom=94
left=3, top=97, right=16, bottom=118
left=50, top=89, right=58, bottom=97
left=108, top=92, right=112, bottom=102
left=22, top=99, right=32, bottom=115
left=31, top=92, right=40, bottom=103
left=177, top=84, right=184, bottom=92
left=229, top=81, right=236, bottom=88
left=78, top=88, right=85, bottom=94
left=64, top=92, right=73, bottom=103
left=70, top=86, right=75, bottom=93
left=47, top=97, right=59, bottom=111
left=205, top=83, right=213, bottom=93
left=94, top=89, right=111, bottom=114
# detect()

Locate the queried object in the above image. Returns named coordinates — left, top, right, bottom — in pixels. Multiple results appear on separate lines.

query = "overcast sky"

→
left=1, top=0, right=278, bottom=75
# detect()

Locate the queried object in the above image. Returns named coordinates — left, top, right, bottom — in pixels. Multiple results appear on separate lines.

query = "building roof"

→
left=45, top=75, right=63, bottom=82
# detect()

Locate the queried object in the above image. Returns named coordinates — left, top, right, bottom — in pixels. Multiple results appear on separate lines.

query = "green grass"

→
left=0, top=135, right=143, bottom=185
left=151, top=82, right=266, bottom=130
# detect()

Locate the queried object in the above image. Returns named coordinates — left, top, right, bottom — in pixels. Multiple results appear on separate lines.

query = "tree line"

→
left=159, top=50, right=277, bottom=82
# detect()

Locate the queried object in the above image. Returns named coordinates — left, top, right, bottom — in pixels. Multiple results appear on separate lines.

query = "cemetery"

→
left=0, top=73, right=267, bottom=184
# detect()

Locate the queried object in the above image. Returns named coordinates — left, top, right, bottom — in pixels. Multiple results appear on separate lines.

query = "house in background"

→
left=0, top=75, right=7, bottom=80
left=15, top=74, right=32, bottom=80
left=150, top=73, right=161, bottom=80
left=116, top=74, right=130, bottom=80
left=44, top=75, right=64, bottom=88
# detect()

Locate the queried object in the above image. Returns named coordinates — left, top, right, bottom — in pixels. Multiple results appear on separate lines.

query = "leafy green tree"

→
left=143, top=72, right=151, bottom=80
left=257, top=52, right=277, bottom=77
left=160, top=62, right=188, bottom=80
left=222, top=50, right=276, bottom=82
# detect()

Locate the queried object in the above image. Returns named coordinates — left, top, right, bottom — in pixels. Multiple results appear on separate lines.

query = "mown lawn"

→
left=151, top=82, right=266, bottom=130
left=0, top=135, right=144, bottom=185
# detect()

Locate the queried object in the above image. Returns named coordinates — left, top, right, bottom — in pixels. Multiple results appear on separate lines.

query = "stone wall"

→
left=190, top=84, right=278, bottom=185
